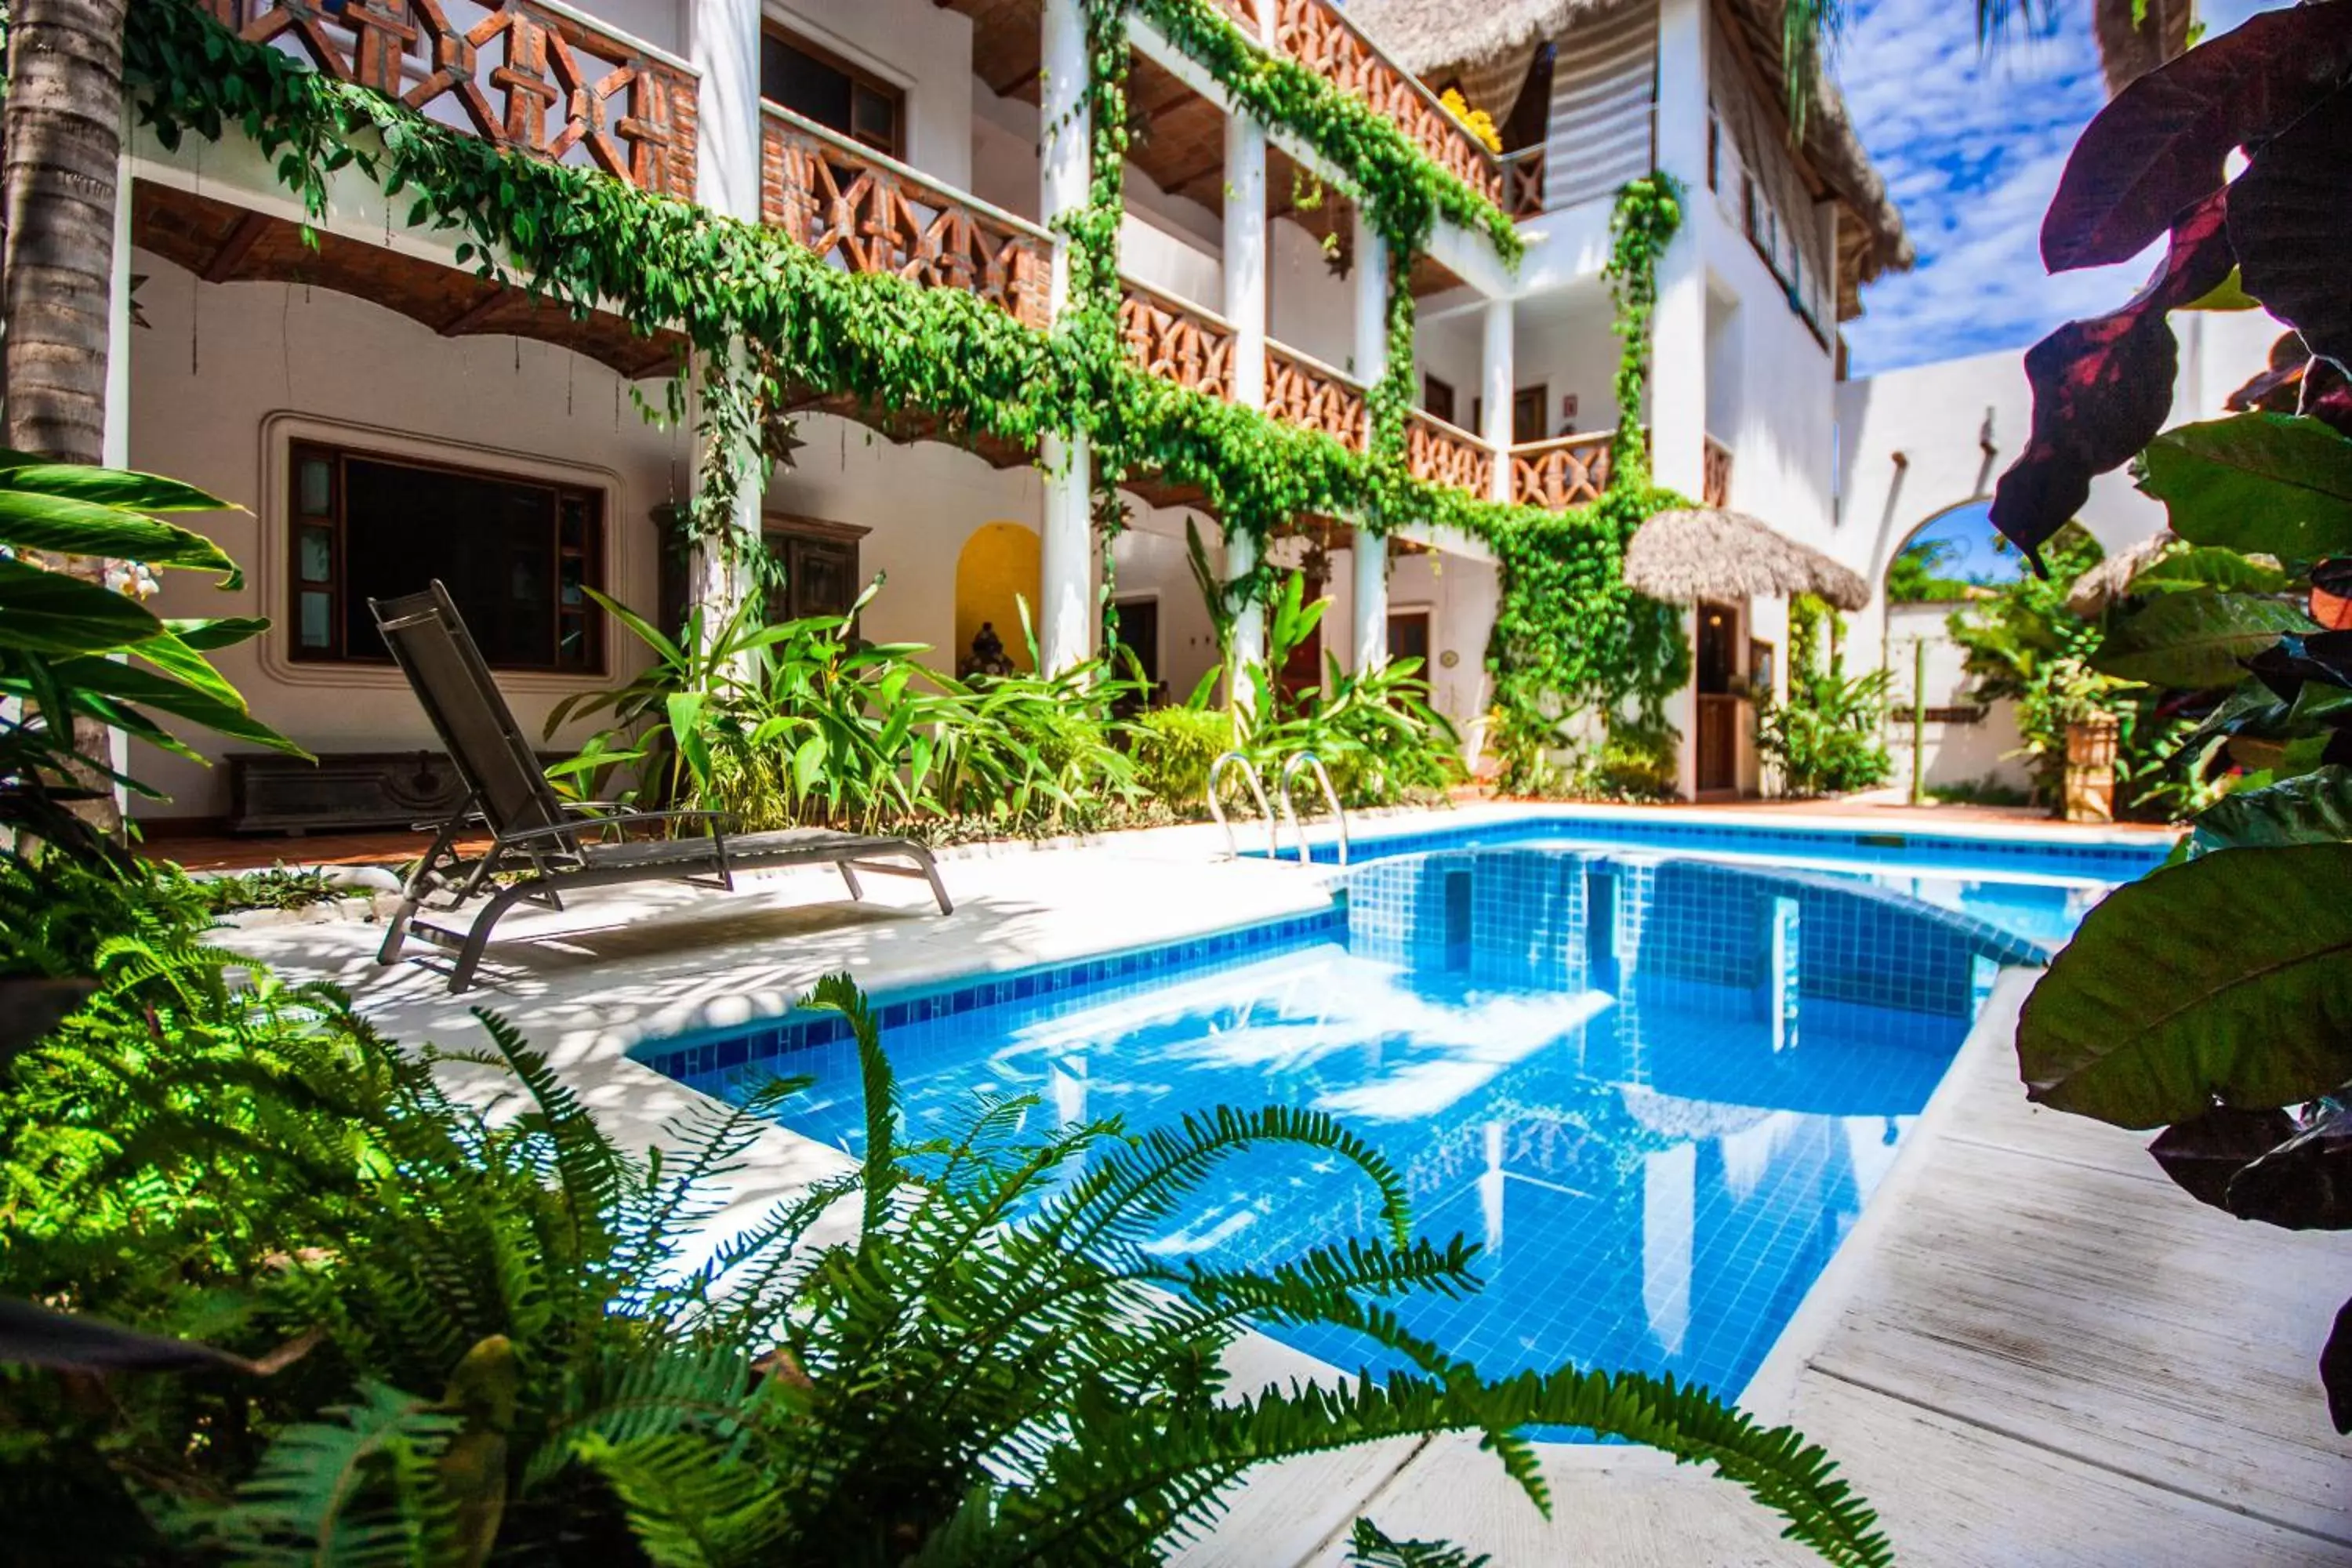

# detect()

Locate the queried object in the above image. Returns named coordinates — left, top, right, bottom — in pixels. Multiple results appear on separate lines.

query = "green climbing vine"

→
left=1482, top=176, right=1693, bottom=794
left=1601, top=172, right=1685, bottom=487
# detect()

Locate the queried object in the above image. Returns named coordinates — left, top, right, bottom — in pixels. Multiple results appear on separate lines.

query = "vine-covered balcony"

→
left=197, top=0, right=700, bottom=198
left=1215, top=0, right=1503, bottom=210
left=760, top=107, right=1053, bottom=330
left=1505, top=432, right=1735, bottom=511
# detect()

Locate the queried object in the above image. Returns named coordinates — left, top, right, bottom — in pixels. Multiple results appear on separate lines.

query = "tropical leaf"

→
left=2091, top=590, right=2316, bottom=688
left=0, top=554, right=167, bottom=655
left=2225, top=1105, right=2352, bottom=1231
left=2147, top=1105, right=2299, bottom=1210
left=2017, top=844, right=2352, bottom=1127
left=2230, top=82, right=2352, bottom=366
left=0, top=488, right=241, bottom=575
left=2195, top=767, right=2352, bottom=849
left=2140, top=414, right=2352, bottom=561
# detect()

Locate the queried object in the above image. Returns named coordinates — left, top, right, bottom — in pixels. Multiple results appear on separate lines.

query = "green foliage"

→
left=1483, top=488, right=1693, bottom=795
left=1131, top=705, right=1235, bottom=805
left=0, top=856, right=1894, bottom=1566
left=1601, top=174, right=1685, bottom=487
left=1884, top=538, right=1976, bottom=603
left=2140, top=413, right=2352, bottom=560
left=191, top=863, right=341, bottom=916
left=2019, top=843, right=2352, bottom=1128
left=2090, top=590, right=2317, bottom=688
left=549, top=583, right=1142, bottom=836
left=1225, top=572, right=1463, bottom=807
left=1758, top=673, right=1894, bottom=797
left=0, top=454, right=300, bottom=848
left=1924, top=775, right=2032, bottom=808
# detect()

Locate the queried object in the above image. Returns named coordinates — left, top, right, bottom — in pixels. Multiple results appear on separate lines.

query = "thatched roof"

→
left=1623, top=507, right=1872, bottom=610
left=2063, top=531, right=2281, bottom=617
left=2064, top=531, right=2175, bottom=617
left=1345, top=0, right=1912, bottom=292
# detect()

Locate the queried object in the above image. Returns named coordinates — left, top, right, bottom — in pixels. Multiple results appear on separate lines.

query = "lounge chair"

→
left=368, top=582, right=952, bottom=993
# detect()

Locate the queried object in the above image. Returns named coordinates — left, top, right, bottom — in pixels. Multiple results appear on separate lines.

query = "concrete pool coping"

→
left=214, top=803, right=2346, bottom=1566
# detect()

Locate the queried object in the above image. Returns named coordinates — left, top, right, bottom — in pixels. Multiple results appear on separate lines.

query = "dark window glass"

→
left=760, top=30, right=902, bottom=157
left=1422, top=375, right=1456, bottom=426
left=290, top=442, right=601, bottom=671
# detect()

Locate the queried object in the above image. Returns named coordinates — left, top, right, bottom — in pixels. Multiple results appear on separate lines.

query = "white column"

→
left=102, top=146, right=132, bottom=469
left=1039, top=0, right=1095, bottom=670
left=1224, top=107, right=1270, bottom=676
left=688, top=0, right=766, bottom=621
left=1224, top=114, right=1269, bottom=408
left=1352, top=208, right=1390, bottom=673
left=1480, top=296, right=1514, bottom=503
left=1648, top=0, right=1709, bottom=500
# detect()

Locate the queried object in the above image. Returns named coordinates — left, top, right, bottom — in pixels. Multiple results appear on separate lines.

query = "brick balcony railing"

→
left=1214, top=0, right=1501, bottom=209
left=761, top=108, right=1052, bottom=329
left=201, top=0, right=699, bottom=197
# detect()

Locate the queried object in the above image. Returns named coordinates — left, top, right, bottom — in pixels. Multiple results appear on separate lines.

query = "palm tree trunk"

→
left=4, top=0, right=132, bottom=834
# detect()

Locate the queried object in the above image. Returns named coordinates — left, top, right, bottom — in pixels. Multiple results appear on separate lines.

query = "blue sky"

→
left=1835, top=0, right=2280, bottom=376
left=1898, top=501, right=2028, bottom=581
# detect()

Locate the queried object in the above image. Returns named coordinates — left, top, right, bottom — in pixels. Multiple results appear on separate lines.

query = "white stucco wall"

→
left=1697, top=205, right=1838, bottom=549
left=1834, top=307, right=2279, bottom=664
left=125, top=257, right=680, bottom=822
left=1882, top=600, right=2032, bottom=797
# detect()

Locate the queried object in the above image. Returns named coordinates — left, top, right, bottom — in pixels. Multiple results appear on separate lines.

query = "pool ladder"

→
left=1207, top=750, right=1348, bottom=866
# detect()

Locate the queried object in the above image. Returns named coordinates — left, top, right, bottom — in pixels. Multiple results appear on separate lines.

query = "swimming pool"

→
left=1267, top=812, right=2172, bottom=949
left=641, top=819, right=2147, bottom=1414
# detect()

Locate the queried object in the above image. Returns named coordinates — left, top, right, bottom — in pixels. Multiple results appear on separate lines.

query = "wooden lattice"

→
left=1510, top=434, right=1613, bottom=509
left=1117, top=284, right=1236, bottom=399
left=1406, top=411, right=1495, bottom=496
left=764, top=114, right=1051, bottom=331
left=1272, top=0, right=1501, bottom=206
left=202, top=0, right=698, bottom=197
left=1265, top=345, right=1367, bottom=451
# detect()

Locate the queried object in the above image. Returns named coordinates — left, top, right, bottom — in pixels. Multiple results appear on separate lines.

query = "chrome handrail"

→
left=1207, top=750, right=1277, bottom=861
left=1277, top=751, right=1349, bottom=866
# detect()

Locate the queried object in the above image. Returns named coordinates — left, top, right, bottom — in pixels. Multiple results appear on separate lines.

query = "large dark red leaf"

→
left=2226, top=332, right=2314, bottom=414
left=2232, top=84, right=2352, bottom=368
left=2248, top=629, right=2352, bottom=699
left=2325, top=1298, right=2352, bottom=1433
left=2043, top=3, right=2352, bottom=272
left=2149, top=1104, right=2299, bottom=1209
left=2227, top=1102, right=2352, bottom=1229
left=1991, top=192, right=2235, bottom=563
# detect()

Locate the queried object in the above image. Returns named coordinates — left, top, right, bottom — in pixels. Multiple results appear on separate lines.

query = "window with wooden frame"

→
left=762, top=514, right=869, bottom=624
left=760, top=24, right=902, bottom=157
left=287, top=441, right=604, bottom=672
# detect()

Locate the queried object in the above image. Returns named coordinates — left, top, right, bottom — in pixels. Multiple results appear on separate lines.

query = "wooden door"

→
left=1697, top=695, right=1738, bottom=794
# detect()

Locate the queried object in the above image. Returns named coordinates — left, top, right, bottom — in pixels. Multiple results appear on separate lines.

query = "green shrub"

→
left=1131, top=705, right=1233, bottom=806
left=1757, top=667, right=1895, bottom=797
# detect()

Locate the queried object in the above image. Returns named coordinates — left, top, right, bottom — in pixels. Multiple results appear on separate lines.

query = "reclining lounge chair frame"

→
left=369, top=582, right=952, bottom=993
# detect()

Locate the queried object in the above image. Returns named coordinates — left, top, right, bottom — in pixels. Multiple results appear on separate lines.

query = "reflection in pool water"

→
left=666, top=847, right=2060, bottom=1409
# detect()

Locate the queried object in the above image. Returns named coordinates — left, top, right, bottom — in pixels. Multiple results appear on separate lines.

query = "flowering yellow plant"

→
left=1439, top=87, right=1504, bottom=153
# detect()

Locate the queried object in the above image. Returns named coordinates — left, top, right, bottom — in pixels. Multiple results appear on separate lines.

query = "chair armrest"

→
left=495, top=811, right=733, bottom=850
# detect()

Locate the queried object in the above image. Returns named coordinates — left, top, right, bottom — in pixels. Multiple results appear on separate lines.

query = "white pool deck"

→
left=219, top=804, right=2352, bottom=1566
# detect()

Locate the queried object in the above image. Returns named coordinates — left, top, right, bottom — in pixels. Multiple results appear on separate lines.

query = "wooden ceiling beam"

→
left=201, top=209, right=271, bottom=283
left=437, top=288, right=514, bottom=338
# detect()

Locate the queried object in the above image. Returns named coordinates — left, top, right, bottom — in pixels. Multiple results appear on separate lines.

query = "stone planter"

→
left=2063, top=716, right=2121, bottom=823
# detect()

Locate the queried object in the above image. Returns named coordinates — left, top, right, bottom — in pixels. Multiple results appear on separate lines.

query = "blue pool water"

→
left=644, top=823, right=2159, bottom=1415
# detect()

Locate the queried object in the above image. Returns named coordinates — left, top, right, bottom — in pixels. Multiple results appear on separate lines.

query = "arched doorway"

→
left=955, top=522, right=1042, bottom=674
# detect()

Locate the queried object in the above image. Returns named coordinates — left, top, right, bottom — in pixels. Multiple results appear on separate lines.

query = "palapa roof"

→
left=2064, top=531, right=2176, bottom=617
left=1623, top=506, right=1872, bottom=610
left=1346, top=0, right=1913, bottom=295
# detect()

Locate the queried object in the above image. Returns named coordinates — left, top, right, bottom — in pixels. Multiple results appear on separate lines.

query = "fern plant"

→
left=2, top=854, right=1891, bottom=1566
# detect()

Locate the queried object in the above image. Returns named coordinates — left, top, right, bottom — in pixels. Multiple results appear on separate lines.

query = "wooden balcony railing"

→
left=1271, top=0, right=1501, bottom=209
left=1704, top=435, right=1733, bottom=508
left=1510, top=433, right=1613, bottom=509
left=763, top=108, right=1051, bottom=330
left=1265, top=343, right=1367, bottom=452
left=1116, top=280, right=1237, bottom=400
left=1499, top=147, right=1547, bottom=220
left=1405, top=409, right=1495, bottom=496
left=201, top=0, right=699, bottom=196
